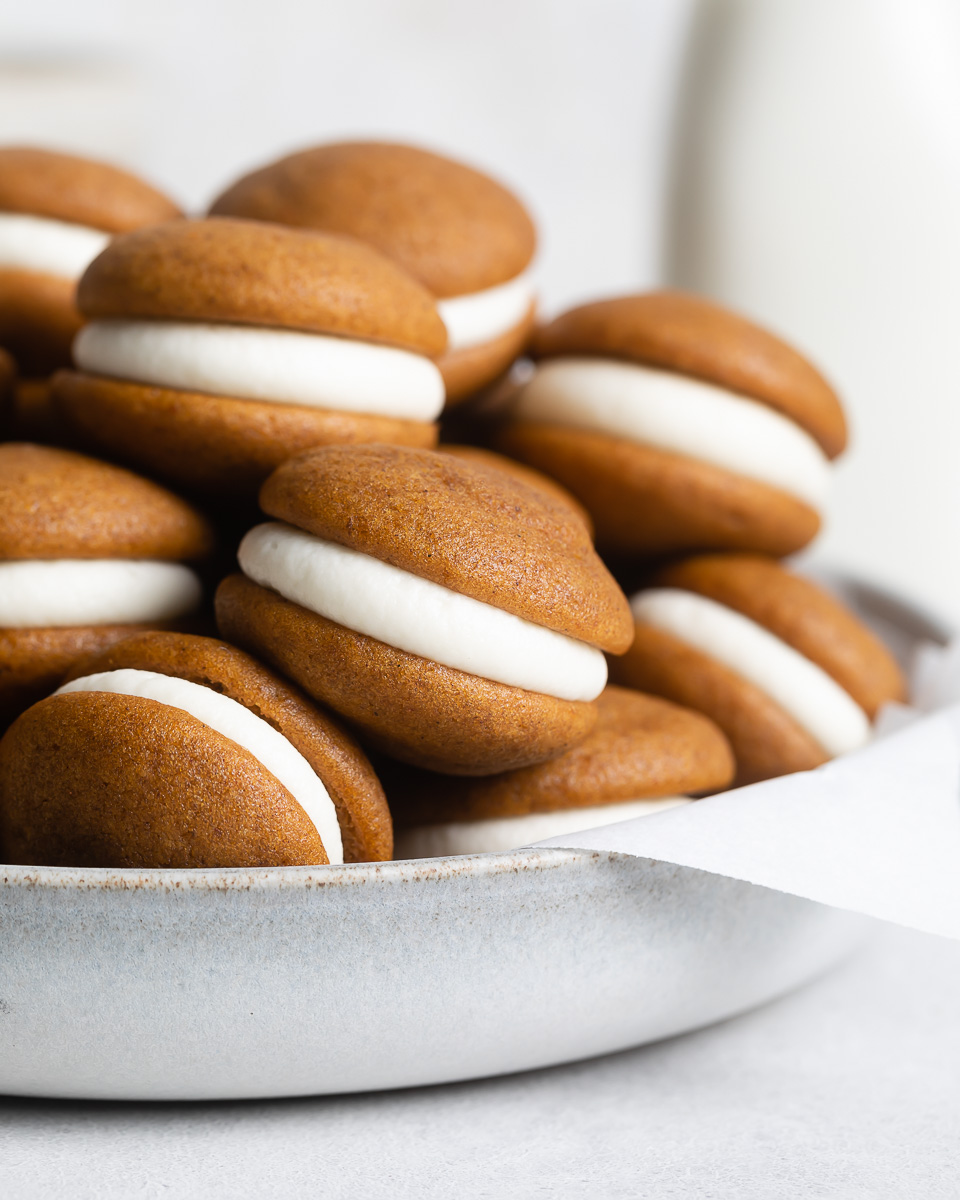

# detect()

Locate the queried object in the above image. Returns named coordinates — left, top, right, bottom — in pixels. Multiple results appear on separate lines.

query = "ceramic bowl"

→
left=0, top=573, right=945, bottom=1100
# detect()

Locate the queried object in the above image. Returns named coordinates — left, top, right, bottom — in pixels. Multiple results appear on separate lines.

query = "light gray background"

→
left=2, top=922, right=959, bottom=1198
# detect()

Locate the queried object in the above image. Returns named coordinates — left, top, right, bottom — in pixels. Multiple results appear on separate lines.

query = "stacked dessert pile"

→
left=0, top=140, right=905, bottom=868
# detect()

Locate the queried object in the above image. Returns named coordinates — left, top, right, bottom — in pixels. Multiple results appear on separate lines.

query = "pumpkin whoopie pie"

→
left=388, top=685, right=734, bottom=858
left=0, top=631, right=391, bottom=867
left=51, top=217, right=447, bottom=498
left=0, top=146, right=181, bottom=374
left=495, top=291, right=846, bottom=560
left=0, top=443, right=212, bottom=728
left=610, top=554, right=906, bottom=785
left=209, top=141, right=537, bottom=404
left=216, top=444, right=633, bottom=775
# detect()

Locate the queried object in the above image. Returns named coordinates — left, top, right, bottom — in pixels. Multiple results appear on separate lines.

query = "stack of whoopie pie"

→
left=0, top=136, right=908, bottom=869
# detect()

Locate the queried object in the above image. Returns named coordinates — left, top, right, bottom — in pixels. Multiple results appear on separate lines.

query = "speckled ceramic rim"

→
left=0, top=847, right=584, bottom=892
left=0, top=573, right=949, bottom=896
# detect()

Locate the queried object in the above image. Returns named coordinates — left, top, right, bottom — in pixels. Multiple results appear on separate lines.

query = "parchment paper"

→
left=535, top=639, right=960, bottom=939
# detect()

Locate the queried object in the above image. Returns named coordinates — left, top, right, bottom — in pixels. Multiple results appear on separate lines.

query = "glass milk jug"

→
left=667, top=0, right=960, bottom=620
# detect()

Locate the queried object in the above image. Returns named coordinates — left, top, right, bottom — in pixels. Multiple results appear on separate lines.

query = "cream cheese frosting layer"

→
left=0, top=212, right=110, bottom=279
left=238, top=522, right=607, bottom=702
left=393, top=796, right=689, bottom=858
left=631, top=588, right=871, bottom=757
left=0, top=560, right=201, bottom=629
left=56, top=668, right=343, bottom=864
left=512, top=358, right=830, bottom=510
left=437, top=272, right=534, bottom=351
left=73, top=319, right=446, bottom=421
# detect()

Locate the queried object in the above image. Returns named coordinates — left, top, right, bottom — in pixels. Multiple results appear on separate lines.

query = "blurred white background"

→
left=0, top=0, right=693, bottom=310
left=3, top=0, right=960, bottom=622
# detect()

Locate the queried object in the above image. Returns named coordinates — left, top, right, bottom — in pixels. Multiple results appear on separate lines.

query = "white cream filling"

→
left=0, top=560, right=201, bottom=629
left=238, top=522, right=607, bottom=702
left=436, top=271, right=534, bottom=352
left=0, top=212, right=110, bottom=279
left=511, top=358, right=830, bottom=511
left=73, top=319, right=446, bottom=421
left=631, top=588, right=871, bottom=757
left=393, top=796, right=690, bottom=858
left=55, top=668, right=343, bottom=864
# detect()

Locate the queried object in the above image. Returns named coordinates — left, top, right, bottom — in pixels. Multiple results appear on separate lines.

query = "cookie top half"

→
left=0, top=146, right=182, bottom=232
left=259, top=443, right=633, bottom=652
left=531, top=291, right=846, bottom=457
left=77, top=217, right=448, bottom=356
left=0, top=442, right=212, bottom=560
left=209, top=141, right=536, bottom=297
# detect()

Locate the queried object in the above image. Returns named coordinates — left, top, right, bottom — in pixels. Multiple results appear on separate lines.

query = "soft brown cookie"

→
left=495, top=422, right=818, bottom=558
left=386, top=685, right=734, bottom=858
left=438, top=443, right=593, bottom=536
left=0, top=147, right=182, bottom=374
left=530, top=291, right=846, bottom=456
left=0, top=624, right=156, bottom=729
left=216, top=444, right=632, bottom=775
left=77, top=218, right=446, bottom=353
left=209, top=141, right=537, bottom=403
left=655, top=555, right=906, bottom=715
left=53, top=218, right=448, bottom=499
left=495, top=291, right=844, bottom=560
left=0, top=443, right=213, bottom=729
left=610, top=554, right=906, bottom=785
left=0, top=443, right=211, bottom=559
left=0, top=146, right=182, bottom=234
left=52, top=371, right=439, bottom=497
left=0, top=631, right=391, bottom=869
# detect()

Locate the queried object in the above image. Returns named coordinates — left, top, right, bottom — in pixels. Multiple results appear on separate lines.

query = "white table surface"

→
left=1, top=920, right=958, bottom=1199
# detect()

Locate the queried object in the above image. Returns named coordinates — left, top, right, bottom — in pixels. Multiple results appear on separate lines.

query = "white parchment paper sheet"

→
left=536, top=639, right=960, bottom=940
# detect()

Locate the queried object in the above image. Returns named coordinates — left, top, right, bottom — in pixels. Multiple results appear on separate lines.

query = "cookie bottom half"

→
left=52, top=371, right=440, bottom=499
left=495, top=420, right=820, bottom=559
left=0, top=623, right=157, bottom=730
left=216, top=573, right=599, bottom=776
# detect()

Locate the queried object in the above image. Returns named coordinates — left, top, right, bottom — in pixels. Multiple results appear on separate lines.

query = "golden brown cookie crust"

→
left=609, top=624, right=828, bottom=785
left=655, top=555, right=906, bottom=716
left=495, top=420, right=820, bottom=559
left=52, top=371, right=439, bottom=499
left=216, top=573, right=598, bottom=776
left=259, top=444, right=632, bottom=652
left=0, top=147, right=182, bottom=233
left=69, top=631, right=392, bottom=862
left=438, top=444, right=593, bottom=536
left=531, top=291, right=847, bottom=457
left=209, top=141, right=536, bottom=298
left=0, top=691, right=327, bottom=868
left=0, top=442, right=213, bottom=560
left=0, top=267, right=81, bottom=374
left=0, top=624, right=149, bottom=729
left=78, top=218, right=448, bottom=356
left=438, top=302, right=536, bottom=404
left=387, top=686, right=734, bottom=825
